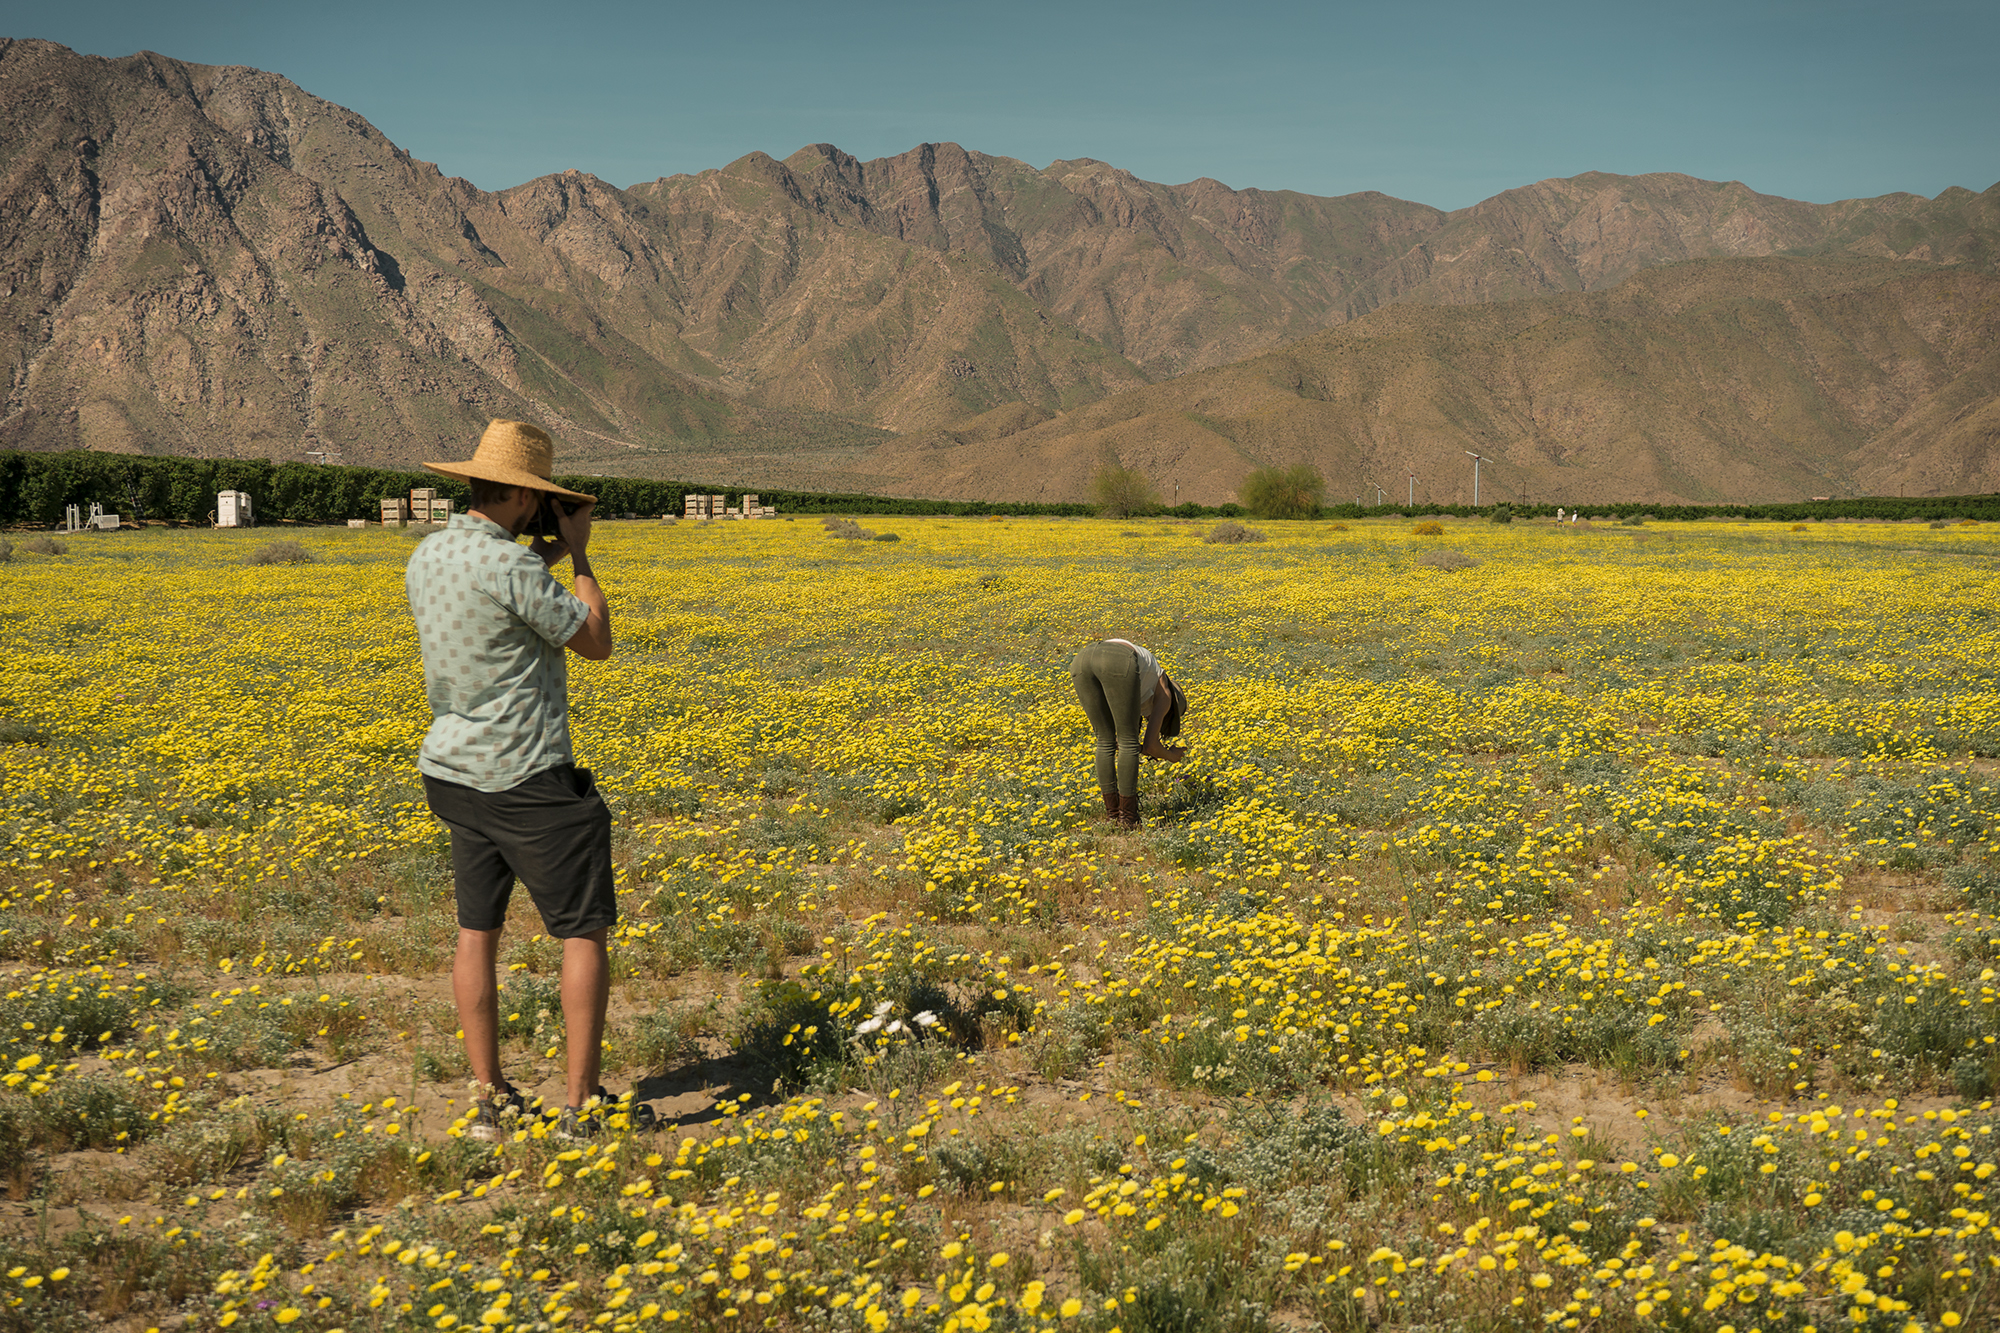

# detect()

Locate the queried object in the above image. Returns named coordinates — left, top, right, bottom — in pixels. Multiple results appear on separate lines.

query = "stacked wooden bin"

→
left=684, top=492, right=777, bottom=519
left=384, top=489, right=454, bottom=526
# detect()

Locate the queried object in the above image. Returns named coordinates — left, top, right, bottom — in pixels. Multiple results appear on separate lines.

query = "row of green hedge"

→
left=0, top=452, right=1115, bottom=525
left=1, top=451, right=1994, bottom=526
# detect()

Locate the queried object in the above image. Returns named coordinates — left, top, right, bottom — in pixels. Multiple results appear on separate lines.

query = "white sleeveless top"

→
left=1103, top=639, right=1160, bottom=710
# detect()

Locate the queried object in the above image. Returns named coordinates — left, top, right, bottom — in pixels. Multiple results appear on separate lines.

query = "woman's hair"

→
left=1160, top=675, right=1188, bottom=739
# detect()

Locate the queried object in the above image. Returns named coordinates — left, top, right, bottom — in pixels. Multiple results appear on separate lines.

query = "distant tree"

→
left=1240, top=464, right=1325, bottom=519
left=1091, top=457, right=1161, bottom=518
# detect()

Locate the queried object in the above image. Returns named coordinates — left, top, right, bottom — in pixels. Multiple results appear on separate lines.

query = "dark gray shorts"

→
left=422, top=765, right=617, bottom=938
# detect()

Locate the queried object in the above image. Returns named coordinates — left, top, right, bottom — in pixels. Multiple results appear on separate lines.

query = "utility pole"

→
left=1464, top=451, right=1487, bottom=507
left=1407, top=471, right=1416, bottom=507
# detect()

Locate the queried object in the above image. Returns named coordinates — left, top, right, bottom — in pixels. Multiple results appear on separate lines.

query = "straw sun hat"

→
left=424, top=420, right=596, bottom=503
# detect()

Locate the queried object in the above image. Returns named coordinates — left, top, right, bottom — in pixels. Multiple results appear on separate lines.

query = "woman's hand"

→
left=1142, top=740, right=1188, bottom=762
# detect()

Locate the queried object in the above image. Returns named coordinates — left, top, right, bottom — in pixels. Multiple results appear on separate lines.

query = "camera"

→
left=526, top=494, right=582, bottom=541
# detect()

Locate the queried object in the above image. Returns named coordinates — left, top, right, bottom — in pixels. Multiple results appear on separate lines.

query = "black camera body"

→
left=526, top=495, right=582, bottom=541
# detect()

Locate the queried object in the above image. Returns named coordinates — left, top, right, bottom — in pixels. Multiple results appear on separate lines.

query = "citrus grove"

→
left=1, top=513, right=1998, bottom=1333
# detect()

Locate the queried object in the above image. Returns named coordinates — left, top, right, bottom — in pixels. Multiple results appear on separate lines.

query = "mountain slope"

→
left=2, top=36, right=1997, bottom=490
left=841, top=259, right=2000, bottom=505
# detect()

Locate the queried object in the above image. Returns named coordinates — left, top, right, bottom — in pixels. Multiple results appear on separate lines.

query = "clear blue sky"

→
left=7, top=0, right=1996, bottom=209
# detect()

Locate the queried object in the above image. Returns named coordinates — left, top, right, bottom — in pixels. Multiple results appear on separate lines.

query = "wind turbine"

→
left=1465, top=451, right=1488, bottom=507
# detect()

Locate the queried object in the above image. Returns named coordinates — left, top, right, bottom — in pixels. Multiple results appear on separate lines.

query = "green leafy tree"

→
left=1240, top=464, right=1325, bottom=519
left=1090, top=458, right=1162, bottom=518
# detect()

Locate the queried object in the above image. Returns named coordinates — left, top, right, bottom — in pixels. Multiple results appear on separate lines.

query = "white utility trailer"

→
left=216, top=491, right=255, bottom=528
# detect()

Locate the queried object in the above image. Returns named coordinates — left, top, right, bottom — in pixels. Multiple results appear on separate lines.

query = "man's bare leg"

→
left=454, top=926, right=506, bottom=1091
left=561, top=928, right=611, bottom=1107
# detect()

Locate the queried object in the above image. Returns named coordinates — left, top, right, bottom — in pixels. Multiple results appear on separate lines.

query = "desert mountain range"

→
left=3, top=37, right=1996, bottom=503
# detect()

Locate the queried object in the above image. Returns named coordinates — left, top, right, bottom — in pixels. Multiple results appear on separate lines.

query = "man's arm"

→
left=555, top=503, right=612, bottom=661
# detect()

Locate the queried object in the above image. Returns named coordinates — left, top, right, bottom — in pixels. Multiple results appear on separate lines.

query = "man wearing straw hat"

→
left=407, top=419, right=655, bottom=1142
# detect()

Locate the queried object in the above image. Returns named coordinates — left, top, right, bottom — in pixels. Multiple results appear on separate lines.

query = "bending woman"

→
left=1070, top=638, right=1188, bottom=829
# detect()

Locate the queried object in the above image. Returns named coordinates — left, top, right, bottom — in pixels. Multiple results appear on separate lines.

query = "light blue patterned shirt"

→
left=406, top=512, right=590, bottom=792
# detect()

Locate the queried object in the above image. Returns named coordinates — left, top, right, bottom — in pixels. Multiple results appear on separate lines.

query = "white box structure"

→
left=380, top=497, right=410, bottom=526
left=428, top=499, right=454, bottom=523
left=216, top=491, right=255, bottom=528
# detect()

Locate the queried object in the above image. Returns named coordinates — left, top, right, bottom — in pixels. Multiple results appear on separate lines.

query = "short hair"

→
left=471, top=477, right=529, bottom=508
left=1160, top=677, right=1188, bottom=739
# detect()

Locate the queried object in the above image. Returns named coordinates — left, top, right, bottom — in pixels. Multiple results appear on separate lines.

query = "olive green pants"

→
left=1070, top=641, right=1143, bottom=798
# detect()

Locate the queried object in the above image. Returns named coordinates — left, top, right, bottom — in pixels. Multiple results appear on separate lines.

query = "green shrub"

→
left=0, top=1098, right=31, bottom=1186
left=624, top=1005, right=705, bottom=1075
left=30, top=1073, right=157, bottom=1151
left=0, top=972, right=168, bottom=1052
left=1091, top=461, right=1162, bottom=518
left=1239, top=464, right=1324, bottom=519
left=1947, top=863, right=2000, bottom=907
left=497, top=974, right=563, bottom=1040
left=154, top=1098, right=273, bottom=1184
left=1489, top=503, right=1514, bottom=524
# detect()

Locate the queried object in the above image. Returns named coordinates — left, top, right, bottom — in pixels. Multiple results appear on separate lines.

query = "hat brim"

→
left=423, top=460, right=596, bottom=505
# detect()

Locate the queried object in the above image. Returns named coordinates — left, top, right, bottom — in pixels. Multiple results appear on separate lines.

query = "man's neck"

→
left=468, top=506, right=524, bottom=537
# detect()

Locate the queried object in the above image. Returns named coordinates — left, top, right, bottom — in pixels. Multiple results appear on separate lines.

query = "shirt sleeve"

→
left=490, top=550, right=591, bottom=647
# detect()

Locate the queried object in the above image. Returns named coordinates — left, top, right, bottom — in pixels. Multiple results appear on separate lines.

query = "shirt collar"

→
left=450, top=511, right=516, bottom=541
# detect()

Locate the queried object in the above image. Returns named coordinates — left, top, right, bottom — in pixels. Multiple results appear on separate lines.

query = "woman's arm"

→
left=1140, top=672, right=1187, bottom=761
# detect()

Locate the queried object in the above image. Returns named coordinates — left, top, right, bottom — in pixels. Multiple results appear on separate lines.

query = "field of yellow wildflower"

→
left=2, top=512, right=1999, bottom=1333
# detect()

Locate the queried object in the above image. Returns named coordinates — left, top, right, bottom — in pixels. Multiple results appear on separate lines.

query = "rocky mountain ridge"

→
left=859, top=258, right=2000, bottom=507
left=3, top=37, right=1996, bottom=500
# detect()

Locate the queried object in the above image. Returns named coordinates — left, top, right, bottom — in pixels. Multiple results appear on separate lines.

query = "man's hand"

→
left=528, top=533, right=569, bottom=567
left=555, top=500, right=595, bottom=560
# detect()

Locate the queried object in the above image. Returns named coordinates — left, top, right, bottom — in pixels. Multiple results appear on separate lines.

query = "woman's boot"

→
left=1116, top=793, right=1141, bottom=829
left=1101, top=790, right=1120, bottom=819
